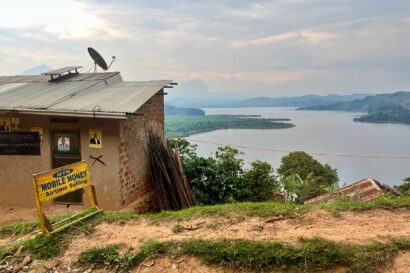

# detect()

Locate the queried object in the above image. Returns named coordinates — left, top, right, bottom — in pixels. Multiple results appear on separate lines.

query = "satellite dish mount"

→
left=88, top=47, right=116, bottom=73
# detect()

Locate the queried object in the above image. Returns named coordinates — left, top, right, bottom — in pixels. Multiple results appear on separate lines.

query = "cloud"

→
left=0, top=0, right=410, bottom=96
left=233, top=30, right=336, bottom=47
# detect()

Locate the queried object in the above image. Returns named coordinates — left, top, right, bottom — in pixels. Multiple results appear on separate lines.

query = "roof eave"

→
left=0, top=108, right=131, bottom=120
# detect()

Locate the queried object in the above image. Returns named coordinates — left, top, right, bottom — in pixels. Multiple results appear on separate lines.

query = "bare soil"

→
left=54, top=209, right=410, bottom=272
left=3, top=208, right=410, bottom=272
left=0, top=205, right=84, bottom=226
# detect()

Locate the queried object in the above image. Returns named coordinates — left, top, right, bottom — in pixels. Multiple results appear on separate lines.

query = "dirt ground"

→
left=52, top=209, right=410, bottom=272
left=3, top=208, right=410, bottom=272
left=0, top=205, right=84, bottom=226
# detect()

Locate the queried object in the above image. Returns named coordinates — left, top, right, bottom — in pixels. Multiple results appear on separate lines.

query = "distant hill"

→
left=165, top=104, right=205, bottom=116
left=20, top=64, right=51, bottom=75
left=233, top=93, right=371, bottom=108
left=166, top=93, right=371, bottom=108
left=300, top=92, right=410, bottom=112
left=299, top=91, right=410, bottom=125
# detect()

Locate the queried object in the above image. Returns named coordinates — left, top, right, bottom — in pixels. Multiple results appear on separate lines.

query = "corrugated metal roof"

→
left=0, top=72, right=171, bottom=119
left=50, top=81, right=171, bottom=114
left=305, top=177, right=402, bottom=205
left=0, top=72, right=120, bottom=83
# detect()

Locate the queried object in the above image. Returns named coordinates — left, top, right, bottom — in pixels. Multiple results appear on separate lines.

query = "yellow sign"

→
left=32, top=161, right=101, bottom=236
left=0, top=117, right=10, bottom=132
left=89, top=129, right=102, bottom=148
left=34, top=161, right=91, bottom=202
left=10, top=117, right=20, bottom=130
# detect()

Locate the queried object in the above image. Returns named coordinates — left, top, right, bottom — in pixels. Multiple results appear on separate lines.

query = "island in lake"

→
left=165, top=105, right=294, bottom=138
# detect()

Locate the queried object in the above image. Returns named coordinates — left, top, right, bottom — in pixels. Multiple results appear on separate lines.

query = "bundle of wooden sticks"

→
left=146, top=131, right=196, bottom=210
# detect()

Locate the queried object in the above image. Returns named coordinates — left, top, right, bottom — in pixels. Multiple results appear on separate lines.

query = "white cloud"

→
left=233, top=30, right=336, bottom=47
left=0, top=0, right=409, bottom=96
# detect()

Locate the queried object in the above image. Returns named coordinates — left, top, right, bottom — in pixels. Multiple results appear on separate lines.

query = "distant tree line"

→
left=169, top=139, right=339, bottom=205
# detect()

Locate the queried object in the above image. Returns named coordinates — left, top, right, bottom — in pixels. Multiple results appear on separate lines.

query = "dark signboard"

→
left=0, top=132, right=41, bottom=155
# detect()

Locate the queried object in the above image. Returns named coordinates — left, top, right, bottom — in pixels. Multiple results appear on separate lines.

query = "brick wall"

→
left=118, top=92, right=164, bottom=212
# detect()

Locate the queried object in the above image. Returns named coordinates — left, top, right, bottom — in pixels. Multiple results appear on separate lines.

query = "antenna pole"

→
left=107, top=56, right=116, bottom=70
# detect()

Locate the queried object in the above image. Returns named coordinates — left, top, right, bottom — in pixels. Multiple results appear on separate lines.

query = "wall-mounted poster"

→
left=57, top=136, right=70, bottom=151
left=31, top=127, right=43, bottom=141
left=89, top=129, right=102, bottom=148
left=0, top=118, right=10, bottom=132
left=11, top=118, right=20, bottom=130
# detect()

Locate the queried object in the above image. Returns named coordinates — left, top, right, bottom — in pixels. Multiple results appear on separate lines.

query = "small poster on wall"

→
left=11, top=118, right=20, bottom=130
left=57, top=136, right=70, bottom=152
left=89, top=129, right=102, bottom=148
left=0, top=118, right=10, bottom=132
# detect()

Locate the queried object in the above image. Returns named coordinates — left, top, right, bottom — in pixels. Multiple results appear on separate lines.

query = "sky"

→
left=0, top=0, right=409, bottom=98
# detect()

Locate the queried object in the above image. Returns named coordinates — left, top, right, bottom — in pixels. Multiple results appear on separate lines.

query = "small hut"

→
left=0, top=67, right=175, bottom=211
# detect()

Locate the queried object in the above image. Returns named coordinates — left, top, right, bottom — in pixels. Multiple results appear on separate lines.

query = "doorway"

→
left=50, top=130, right=83, bottom=205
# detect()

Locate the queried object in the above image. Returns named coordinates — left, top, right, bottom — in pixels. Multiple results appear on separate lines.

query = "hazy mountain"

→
left=166, top=93, right=372, bottom=108
left=300, top=91, right=410, bottom=112
left=20, top=64, right=51, bottom=75
left=300, top=91, right=410, bottom=125
left=167, top=79, right=371, bottom=108
left=232, top=93, right=371, bottom=108
left=165, top=80, right=236, bottom=108
left=165, top=104, right=205, bottom=116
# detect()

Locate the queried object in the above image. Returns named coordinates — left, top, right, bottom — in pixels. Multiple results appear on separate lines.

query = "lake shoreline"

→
left=187, top=107, right=410, bottom=186
left=165, top=114, right=295, bottom=138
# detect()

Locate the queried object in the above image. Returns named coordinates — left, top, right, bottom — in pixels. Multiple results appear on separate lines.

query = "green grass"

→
left=0, top=220, right=38, bottom=239
left=165, top=115, right=295, bottom=138
left=103, top=196, right=410, bottom=223
left=103, top=201, right=310, bottom=223
left=77, top=237, right=410, bottom=273
left=320, top=195, right=410, bottom=215
left=0, top=208, right=100, bottom=238
left=2, top=196, right=410, bottom=261
left=0, top=210, right=103, bottom=260
left=3, top=196, right=410, bottom=239
left=77, top=241, right=167, bottom=270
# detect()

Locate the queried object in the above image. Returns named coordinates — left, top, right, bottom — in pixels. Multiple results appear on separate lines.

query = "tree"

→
left=277, top=151, right=338, bottom=203
left=169, top=139, right=244, bottom=205
left=235, top=160, right=279, bottom=202
left=204, top=146, right=244, bottom=204
left=170, top=139, right=282, bottom=204
left=395, top=177, right=410, bottom=195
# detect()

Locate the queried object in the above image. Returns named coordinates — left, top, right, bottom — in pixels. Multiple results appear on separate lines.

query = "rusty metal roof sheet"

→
left=0, top=72, right=171, bottom=119
left=305, top=177, right=402, bottom=205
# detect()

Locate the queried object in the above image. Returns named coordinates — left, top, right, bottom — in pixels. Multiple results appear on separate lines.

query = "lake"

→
left=186, top=107, right=410, bottom=186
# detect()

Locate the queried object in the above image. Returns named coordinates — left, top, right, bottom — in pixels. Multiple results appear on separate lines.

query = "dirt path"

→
left=57, top=208, right=410, bottom=268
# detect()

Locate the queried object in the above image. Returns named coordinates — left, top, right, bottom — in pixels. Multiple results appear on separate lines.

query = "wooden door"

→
left=50, top=130, right=83, bottom=205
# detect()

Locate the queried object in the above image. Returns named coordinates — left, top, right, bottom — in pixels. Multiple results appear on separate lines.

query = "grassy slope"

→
left=78, top=237, right=410, bottom=273
left=2, top=196, right=410, bottom=272
left=165, top=115, right=294, bottom=138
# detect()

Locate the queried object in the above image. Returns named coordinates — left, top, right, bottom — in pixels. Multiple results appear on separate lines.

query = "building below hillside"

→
left=305, top=177, right=402, bottom=205
left=0, top=67, right=175, bottom=211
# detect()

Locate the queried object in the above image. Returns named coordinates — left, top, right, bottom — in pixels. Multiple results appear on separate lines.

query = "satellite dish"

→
left=87, top=47, right=116, bottom=72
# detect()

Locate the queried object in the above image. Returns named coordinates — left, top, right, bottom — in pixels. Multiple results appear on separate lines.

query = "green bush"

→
left=170, top=140, right=339, bottom=205
left=277, top=151, right=339, bottom=203
left=170, top=139, right=279, bottom=205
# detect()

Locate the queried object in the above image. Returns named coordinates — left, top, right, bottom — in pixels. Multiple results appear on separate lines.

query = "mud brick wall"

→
left=118, top=92, right=164, bottom=212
